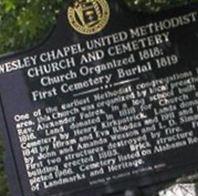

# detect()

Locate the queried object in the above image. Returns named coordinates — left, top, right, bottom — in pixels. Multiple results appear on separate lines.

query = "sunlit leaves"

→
left=0, top=0, right=65, bottom=54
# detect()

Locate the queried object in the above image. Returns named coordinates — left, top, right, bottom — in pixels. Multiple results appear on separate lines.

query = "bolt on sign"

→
left=0, top=0, right=198, bottom=196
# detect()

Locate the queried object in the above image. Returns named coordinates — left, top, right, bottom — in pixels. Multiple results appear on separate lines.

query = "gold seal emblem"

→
left=67, top=0, right=110, bottom=35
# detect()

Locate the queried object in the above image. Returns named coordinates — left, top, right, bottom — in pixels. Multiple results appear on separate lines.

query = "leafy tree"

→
left=0, top=0, right=196, bottom=195
left=0, top=0, right=65, bottom=54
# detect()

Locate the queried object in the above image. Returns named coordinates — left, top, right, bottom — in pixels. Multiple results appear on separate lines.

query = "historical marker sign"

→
left=1, top=0, right=198, bottom=195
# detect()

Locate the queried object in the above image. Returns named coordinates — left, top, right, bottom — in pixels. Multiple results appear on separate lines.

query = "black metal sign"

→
left=1, top=0, right=198, bottom=195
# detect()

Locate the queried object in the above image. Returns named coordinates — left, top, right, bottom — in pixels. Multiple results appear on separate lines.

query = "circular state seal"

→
left=67, top=0, right=110, bottom=35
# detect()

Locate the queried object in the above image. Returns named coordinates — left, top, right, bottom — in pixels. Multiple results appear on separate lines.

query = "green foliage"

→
left=124, top=0, right=198, bottom=12
left=0, top=0, right=65, bottom=54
